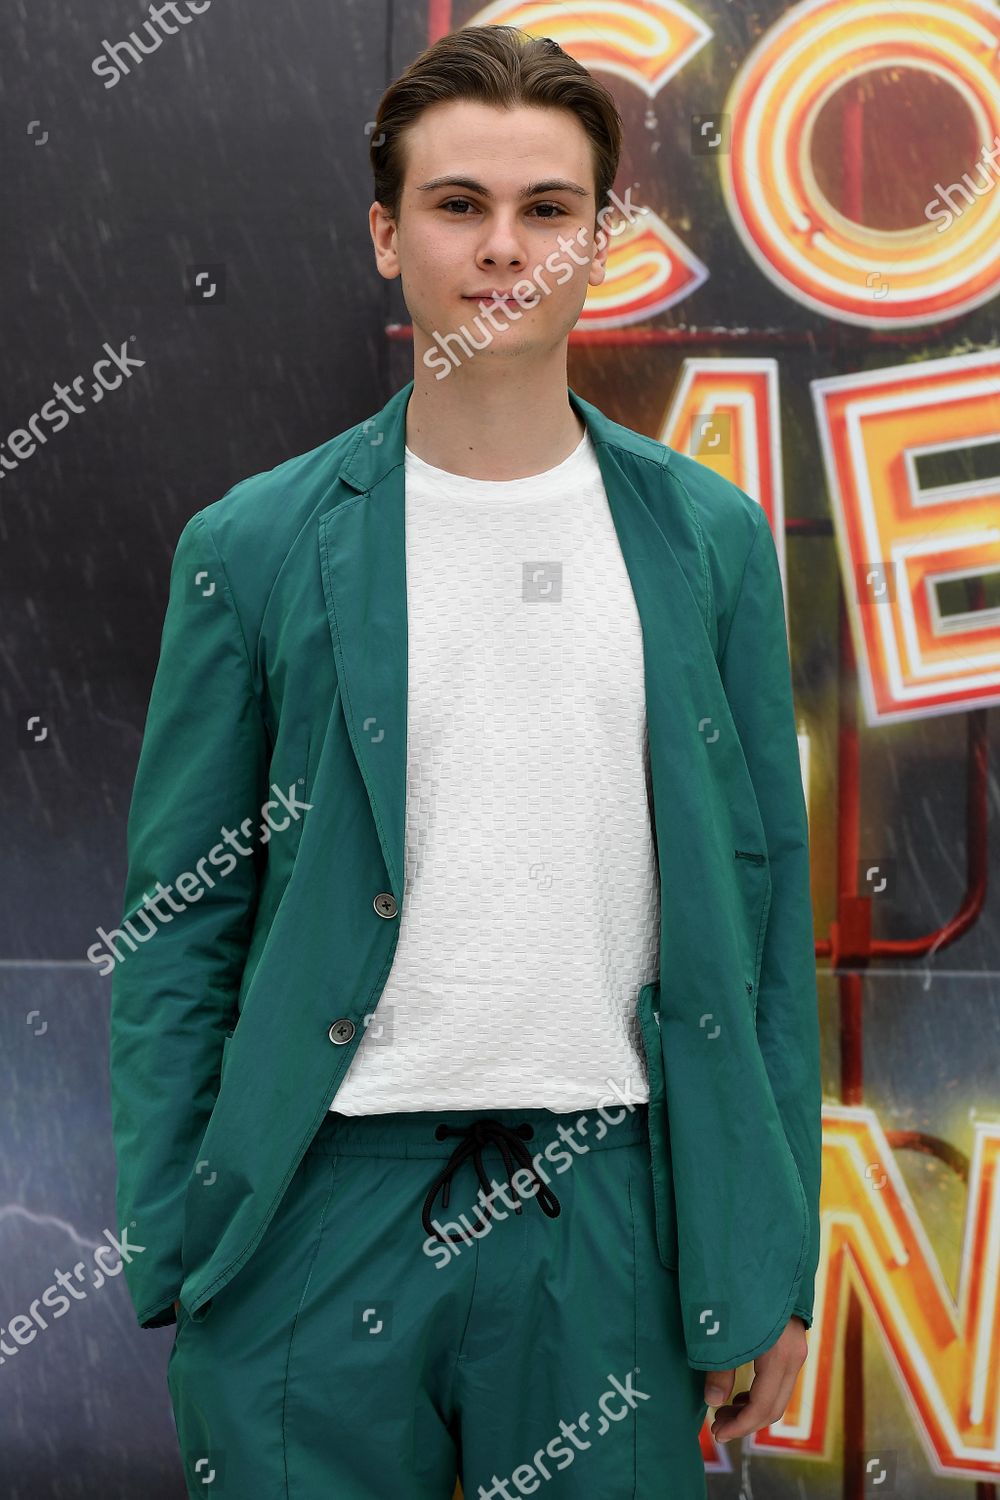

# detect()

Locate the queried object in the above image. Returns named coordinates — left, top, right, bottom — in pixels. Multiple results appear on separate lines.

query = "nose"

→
left=474, top=210, right=529, bottom=272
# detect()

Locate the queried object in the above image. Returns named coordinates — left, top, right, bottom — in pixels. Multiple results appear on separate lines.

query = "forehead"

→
left=400, top=99, right=596, bottom=193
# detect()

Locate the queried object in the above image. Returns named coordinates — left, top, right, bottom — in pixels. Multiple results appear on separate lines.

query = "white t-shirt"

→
left=330, top=425, right=659, bottom=1114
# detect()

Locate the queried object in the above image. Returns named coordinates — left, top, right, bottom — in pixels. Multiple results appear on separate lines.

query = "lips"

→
left=463, top=291, right=541, bottom=310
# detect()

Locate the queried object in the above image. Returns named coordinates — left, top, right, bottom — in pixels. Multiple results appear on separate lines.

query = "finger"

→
left=771, top=1361, right=802, bottom=1424
left=711, top=1363, right=784, bottom=1442
left=708, top=1389, right=749, bottom=1425
left=771, top=1375, right=804, bottom=1434
left=704, top=1368, right=735, bottom=1406
left=752, top=1345, right=806, bottom=1431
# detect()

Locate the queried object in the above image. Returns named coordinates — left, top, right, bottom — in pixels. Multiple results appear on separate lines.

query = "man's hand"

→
left=704, top=1316, right=808, bottom=1442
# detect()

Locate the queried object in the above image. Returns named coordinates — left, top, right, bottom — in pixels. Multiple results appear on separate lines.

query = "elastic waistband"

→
left=308, top=1100, right=648, bottom=1159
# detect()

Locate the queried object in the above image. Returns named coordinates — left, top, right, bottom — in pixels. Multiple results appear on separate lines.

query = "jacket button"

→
left=373, top=892, right=398, bottom=919
left=328, top=1019, right=356, bottom=1045
left=745, top=980, right=754, bottom=994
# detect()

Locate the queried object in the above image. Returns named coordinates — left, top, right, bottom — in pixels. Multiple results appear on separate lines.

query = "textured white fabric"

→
left=330, top=426, right=659, bottom=1114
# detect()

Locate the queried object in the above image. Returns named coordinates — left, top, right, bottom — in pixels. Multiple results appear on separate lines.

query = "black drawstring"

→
left=421, top=1117, right=562, bottom=1241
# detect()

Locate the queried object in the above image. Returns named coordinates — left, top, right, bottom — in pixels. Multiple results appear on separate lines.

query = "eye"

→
left=438, top=198, right=569, bottom=219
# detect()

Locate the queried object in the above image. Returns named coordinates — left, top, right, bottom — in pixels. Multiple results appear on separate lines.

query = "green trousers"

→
left=167, top=1101, right=709, bottom=1498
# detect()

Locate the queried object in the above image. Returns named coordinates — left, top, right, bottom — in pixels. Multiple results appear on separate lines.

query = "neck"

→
left=404, top=357, right=586, bottom=480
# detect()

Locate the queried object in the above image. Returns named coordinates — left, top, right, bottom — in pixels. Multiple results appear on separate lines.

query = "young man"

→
left=109, top=23, right=822, bottom=1499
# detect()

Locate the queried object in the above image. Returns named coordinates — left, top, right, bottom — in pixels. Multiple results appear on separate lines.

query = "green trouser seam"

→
left=280, top=1154, right=340, bottom=1496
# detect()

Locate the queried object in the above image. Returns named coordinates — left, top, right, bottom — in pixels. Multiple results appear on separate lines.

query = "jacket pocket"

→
left=219, top=1030, right=235, bottom=1085
left=636, top=981, right=679, bottom=1269
left=734, top=849, right=772, bottom=1011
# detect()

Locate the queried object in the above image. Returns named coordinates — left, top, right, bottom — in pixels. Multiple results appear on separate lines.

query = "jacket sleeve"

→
left=106, top=509, right=270, bottom=1329
left=716, top=504, right=823, bottom=1331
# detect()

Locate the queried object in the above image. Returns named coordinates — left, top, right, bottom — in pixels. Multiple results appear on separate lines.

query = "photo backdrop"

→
left=2, top=0, right=998, bottom=1495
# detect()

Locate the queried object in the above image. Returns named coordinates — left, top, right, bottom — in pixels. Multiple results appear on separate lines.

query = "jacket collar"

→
left=336, top=377, right=666, bottom=498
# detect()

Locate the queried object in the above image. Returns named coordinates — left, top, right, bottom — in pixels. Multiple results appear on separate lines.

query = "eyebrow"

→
left=415, top=175, right=590, bottom=200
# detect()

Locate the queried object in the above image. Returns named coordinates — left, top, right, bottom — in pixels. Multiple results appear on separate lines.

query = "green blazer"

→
left=108, top=378, right=822, bottom=1372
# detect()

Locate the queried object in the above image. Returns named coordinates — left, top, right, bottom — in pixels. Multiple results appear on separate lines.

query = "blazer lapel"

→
left=317, top=385, right=411, bottom=900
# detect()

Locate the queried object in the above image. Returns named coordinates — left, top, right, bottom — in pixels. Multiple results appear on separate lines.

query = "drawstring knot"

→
left=421, top=1117, right=562, bottom=1242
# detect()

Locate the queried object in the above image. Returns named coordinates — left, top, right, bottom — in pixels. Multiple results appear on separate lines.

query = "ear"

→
left=587, top=232, right=610, bottom=289
left=587, top=204, right=618, bottom=288
left=369, top=201, right=401, bottom=282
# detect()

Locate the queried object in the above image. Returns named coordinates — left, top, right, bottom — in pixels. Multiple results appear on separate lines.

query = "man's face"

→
left=370, top=99, right=611, bottom=369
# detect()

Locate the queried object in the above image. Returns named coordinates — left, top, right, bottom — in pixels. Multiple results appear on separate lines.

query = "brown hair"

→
left=369, top=24, right=623, bottom=224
